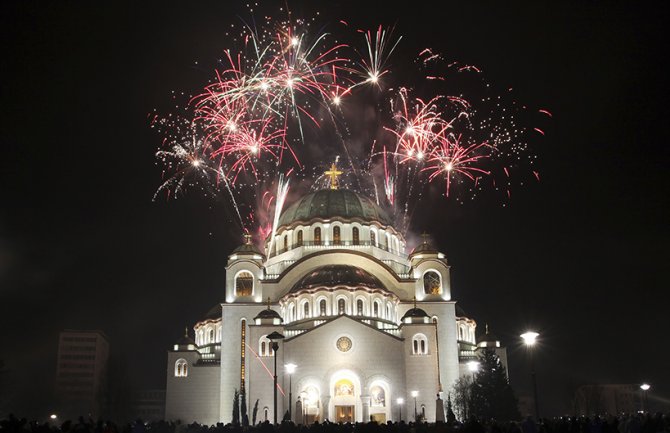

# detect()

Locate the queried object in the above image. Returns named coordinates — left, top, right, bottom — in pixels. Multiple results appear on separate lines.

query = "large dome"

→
left=278, top=189, right=392, bottom=228
left=289, top=265, right=388, bottom=294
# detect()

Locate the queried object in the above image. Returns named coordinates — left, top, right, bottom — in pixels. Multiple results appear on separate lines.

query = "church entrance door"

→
left=335, top=405, right=354, bottom=423
left=370, top=413, right=386, bottom=423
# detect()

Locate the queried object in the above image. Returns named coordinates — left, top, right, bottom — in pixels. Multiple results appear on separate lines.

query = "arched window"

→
left=423, top=271, right=442, bottom=295
left=283, top=235, right=288, bottom=252
left=412, top=334, right=428, bottom=355
left=320, top=299, right=327, bottom=316
left=373, top=301, right=380, bottom=317
left=386, top=303, right=392, bottom=320
left=370, top=385, right=386, bottom=407
left=370, top=230, right=376, bottom=247
left=289, top=304, right=295, bottom=322
left=259, top=335, right=273, bottom=356
left=175, top=359, right=188, bottom=377
left=352, top=227, right=360, bottom=245
left=264, top=407, right=269, bottom=421
left=357, top=299, right=363, bottom=316
left=338, top=298, right=345, bottom=315
left=297, top=230, right=303, bottom=246
left=303, top=301, right=310, bottom=318
left=235, top=271, right=254, bottom=296
left=333, top=226, right=341, bottom=245
left=314, top=227, right=322, bottom=245
left=209, top=329, right=214, bottom=343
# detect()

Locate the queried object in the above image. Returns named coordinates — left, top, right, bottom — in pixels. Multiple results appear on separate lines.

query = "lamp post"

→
left=285, top=363, right=297, bottom=421
left=521, top=331, right=540, bottom=421
left=411, top=391, right=419, bottom=422
left=467, top=360, right=480, bottom=381
left=396, top=397, right=404, bottom=422
left=640, top=383, right=650, bottom=413
left=267, top=331, right=285, bottom=424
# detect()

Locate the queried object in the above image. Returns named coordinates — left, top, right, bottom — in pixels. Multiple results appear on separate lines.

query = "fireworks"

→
left=152, top=5, right=547, bottom=237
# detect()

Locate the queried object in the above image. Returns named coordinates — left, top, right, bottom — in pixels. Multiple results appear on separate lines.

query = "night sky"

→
left=1, top=1, right=668, bottom=418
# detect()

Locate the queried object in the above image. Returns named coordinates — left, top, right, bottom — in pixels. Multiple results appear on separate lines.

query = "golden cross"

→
left=324, top=162, right=343, bottom=190
left=420, top=232, right=430, bottom=244
left=243, top=233, right=252, bottom=245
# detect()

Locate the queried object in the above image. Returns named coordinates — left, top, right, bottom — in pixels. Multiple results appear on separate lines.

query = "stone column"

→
left=295, top=397, right=302, bottom=424
left=322, top=396, right=330, bottom=422
left=361, top=395, right=371, bottom=423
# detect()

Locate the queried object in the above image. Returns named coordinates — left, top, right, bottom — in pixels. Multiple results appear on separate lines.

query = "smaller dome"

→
left=231, top=234, right=265, bottom=257
left=232, top=243, right=264, bottom=256
left=478, top=332, right=499, bottom=343
left=176, top=328, right=196, bottom=346
left=455, top=305, right=468, bottom=318
left=477, top=324, right=499, bottom=344
left=289, top=265, right=387, bottom=294
left=254, top=308, right=282, bottom=322
left=401, top=308, right=429, bottom=320
left=203, top=304, right=222, bottom=321
left=410, top=239, right=439, bottom=256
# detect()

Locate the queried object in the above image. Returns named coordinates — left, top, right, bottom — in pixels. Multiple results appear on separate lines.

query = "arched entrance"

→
left=368, top=380, right=391, bottom=422
left=299, top=385, right=321, bottom=424
left=329, top=370, right=362, bottom=423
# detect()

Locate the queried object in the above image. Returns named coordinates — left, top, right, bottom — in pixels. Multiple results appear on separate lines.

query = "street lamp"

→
left=267, top=331, right=285, bottom=424
left=396, top=397, right=404, bottom=422
left=467, top=360, right=480, bottom=381
left=640, top=383, right=651, bottom=413
left=411, top=390, right=419, bottom=422
left=521, top=331, right=540, bottom=421
left=285, top=363, right=297, bottom=421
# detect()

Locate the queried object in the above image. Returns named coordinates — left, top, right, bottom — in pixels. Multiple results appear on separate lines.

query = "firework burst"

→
left=152, top=5, right=547, bottom=238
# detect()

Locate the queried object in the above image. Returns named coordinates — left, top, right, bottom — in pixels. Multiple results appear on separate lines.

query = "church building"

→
left=165, top=170, right=506, bottom=425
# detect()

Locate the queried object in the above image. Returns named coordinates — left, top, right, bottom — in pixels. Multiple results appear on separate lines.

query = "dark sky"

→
left=1, top=0, right=668, bottom=418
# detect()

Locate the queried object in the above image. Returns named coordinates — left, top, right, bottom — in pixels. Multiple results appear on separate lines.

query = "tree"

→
left=252, top=399, right=259, bottom=425
left=240, top=391, right=249, bottom=426
left=470, top=349, right=521, bottom=421
left=446, top=394, right=456, bottom=424
left=232, top=389, right=240, bottom=425
left=451, top=376, right=473, bottom=421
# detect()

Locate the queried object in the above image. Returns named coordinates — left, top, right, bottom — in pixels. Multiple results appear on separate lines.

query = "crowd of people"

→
left=1, top=413, right=668, bottom=433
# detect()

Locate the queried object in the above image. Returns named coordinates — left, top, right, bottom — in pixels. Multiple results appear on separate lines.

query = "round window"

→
left=336, top=336, right=353, bottom=352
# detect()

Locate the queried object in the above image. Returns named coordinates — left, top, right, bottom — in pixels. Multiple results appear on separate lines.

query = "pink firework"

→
left=211, top=117, right=287, bottom=181
left=386, top=89, right=451, bottom=164
left=422, top=134, right=492, bottom=196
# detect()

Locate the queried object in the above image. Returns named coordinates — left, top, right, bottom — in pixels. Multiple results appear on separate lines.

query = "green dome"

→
left=278, top=189, right=392, bottom=228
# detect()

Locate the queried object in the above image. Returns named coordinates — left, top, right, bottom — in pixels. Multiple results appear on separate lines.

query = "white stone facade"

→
left=165, top=189, right=506, bottom=425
